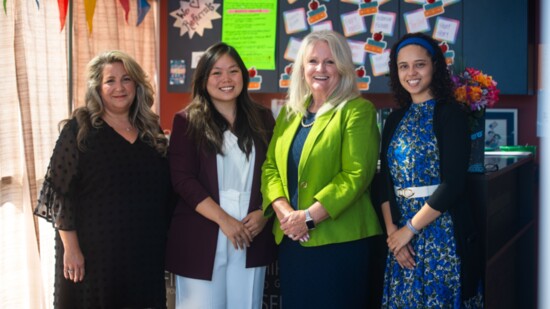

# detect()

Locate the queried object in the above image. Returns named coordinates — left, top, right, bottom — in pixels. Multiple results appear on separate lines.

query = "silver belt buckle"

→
left=396, top=188, right=415, bottom=198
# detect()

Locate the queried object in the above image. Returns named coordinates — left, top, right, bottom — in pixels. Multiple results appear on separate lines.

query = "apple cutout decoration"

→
left=356, top=66, right=366, bottom=78
left=364, top=0, right=372, bottom=3
left=285, top=64, right=293, bottom=75
left=426, top=0, right=435, bottom=3
left=309, top=0, right=319, bottom=10
left=439, top=42, right=448, bottom=53
left=373, top=32, right=383, bottom=42
left=248, top=67, right=257, bottom=78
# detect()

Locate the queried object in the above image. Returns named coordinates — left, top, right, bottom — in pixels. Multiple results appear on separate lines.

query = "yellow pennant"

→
left=84, top=0, right=97, bottom=33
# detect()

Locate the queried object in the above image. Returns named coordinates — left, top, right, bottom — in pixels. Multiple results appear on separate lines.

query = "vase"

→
left=467, top=109, right=486, bottom=173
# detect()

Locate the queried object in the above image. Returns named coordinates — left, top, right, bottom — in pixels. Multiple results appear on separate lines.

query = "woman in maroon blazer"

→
left=165, top=42, right=276, bottom=309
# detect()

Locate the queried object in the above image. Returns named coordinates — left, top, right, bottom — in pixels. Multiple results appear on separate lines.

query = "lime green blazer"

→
left=261, top=96, right=382, bottom=246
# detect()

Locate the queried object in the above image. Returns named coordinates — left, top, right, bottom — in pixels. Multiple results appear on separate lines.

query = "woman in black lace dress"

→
left=34, top=50, right=171, bottom=308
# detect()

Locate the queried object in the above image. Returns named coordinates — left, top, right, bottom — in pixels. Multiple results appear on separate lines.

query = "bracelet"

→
left=406, top=219, right=420, bottom=235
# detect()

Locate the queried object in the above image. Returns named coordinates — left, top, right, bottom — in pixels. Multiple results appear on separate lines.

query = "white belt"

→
left=394, top=185, right=439, bottom=199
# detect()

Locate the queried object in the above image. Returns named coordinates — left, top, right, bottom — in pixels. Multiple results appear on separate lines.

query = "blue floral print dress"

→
left=381, top=100, right=463, bottom=308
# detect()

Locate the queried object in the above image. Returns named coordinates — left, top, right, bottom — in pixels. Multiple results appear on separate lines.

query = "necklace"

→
left=103, top=116, right=133, bottom=132
left=301, top=116, right=315, bottom=128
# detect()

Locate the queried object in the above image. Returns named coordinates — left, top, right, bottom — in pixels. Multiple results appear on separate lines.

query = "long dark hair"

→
left=185, top=42, right=270, bottom=157
left=389, top=32, right=456, bottom=108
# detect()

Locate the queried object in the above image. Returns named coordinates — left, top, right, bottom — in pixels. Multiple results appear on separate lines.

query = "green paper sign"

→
left=221, top=0, right=277, bottom=70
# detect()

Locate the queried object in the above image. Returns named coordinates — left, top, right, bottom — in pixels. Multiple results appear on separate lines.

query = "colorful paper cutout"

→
left=442, top=0, right=461, bottom=6
left=170, top=0, right=221, bottom=38
left=439, top=41, right=455, bottom=65
left=364, top=32, right=387, bottom=54
left=279, top=63, right=293, bottom=88
left=403, top=9, right=430, bottom=34
left=341, top=10, right=366, bottom=37
left=423, top=0, right=445, bottom=18
left=369, top=50, right=390, bottom=76
left=355, top=66, right=371, bottom=92
left=358, top=0, right=379, bottom=17
left=310, top=20, right=333, bottom=32
left=284, top=37, right=302, bottom=62
left=248, top=67, right=263, bottom=91
left=371, top=11, right=396, bottom=36
left=284, top=8, right=308, bottom=34
left=433, top=17, right=459, bottom=44
left=191, top=51, right=205, bottom=69
left=169, top=60, right=186, bottom=85
left=306, top=0, right=328, bottom=25
left=348, top=39, right=367, bottom=65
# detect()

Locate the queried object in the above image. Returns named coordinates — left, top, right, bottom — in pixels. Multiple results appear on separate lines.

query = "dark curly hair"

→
left=388, top=32, right=456, bottom=108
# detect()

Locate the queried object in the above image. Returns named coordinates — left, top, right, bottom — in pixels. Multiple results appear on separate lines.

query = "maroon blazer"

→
left=165, top=108, right=277, bottom=280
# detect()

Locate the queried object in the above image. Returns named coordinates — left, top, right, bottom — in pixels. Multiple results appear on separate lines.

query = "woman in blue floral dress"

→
left=379, top=32, right=483, bottom=308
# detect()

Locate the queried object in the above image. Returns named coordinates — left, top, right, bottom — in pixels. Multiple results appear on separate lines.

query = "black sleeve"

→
left=427, top=103, right=471, bottom=212
left=33, top=119, right=80, bottom=230
left=379, top=109, right=405, bottom=224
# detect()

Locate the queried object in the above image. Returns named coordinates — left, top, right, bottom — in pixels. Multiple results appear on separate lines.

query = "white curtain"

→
left=0, top=1, right=158, bottom=308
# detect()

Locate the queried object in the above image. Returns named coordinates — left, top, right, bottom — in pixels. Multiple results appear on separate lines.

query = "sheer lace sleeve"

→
left=34, top=119, right=79, bottom=230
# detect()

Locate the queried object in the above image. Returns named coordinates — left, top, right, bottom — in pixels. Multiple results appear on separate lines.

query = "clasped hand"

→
left=219, top=209, right=267, bottom=250
left=386, top=225, right=416, bottom=269
left=280, top=210, right=310, bottom=242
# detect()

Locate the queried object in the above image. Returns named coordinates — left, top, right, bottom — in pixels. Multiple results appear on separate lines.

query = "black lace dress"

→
left=34, top=119, right=171, bottom=309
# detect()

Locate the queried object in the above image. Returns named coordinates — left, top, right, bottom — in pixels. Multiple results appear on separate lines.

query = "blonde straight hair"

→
left=285, top=30, right=360, bottom=120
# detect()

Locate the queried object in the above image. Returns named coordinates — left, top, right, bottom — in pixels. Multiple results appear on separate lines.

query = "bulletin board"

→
left=165, top=0, right=464, bottom=94
left=166, top=0, right=279, bottom=93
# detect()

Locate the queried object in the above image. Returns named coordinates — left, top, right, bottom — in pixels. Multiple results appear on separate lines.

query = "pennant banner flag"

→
left=58, top=0, right=68, bottom=31
left=119, top=0, right=130, bottom=23
left=84, top=0, right=97, bottom=33
left=136, top=0, right=150, bottom=26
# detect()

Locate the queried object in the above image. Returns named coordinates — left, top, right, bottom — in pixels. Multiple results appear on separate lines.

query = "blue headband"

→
left=396, top=37, right=435, bottom=56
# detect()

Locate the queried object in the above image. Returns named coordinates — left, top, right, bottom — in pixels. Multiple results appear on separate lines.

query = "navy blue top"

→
left=287, top=112, right=315, bottom=209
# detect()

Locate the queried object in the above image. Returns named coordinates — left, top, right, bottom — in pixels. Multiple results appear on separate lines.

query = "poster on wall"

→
left=167, top=0, right=279, bottom=93
left=221, top=0, right=278, bottom=71
left=167, top=0, right=224, bottom=93
left=169, top=0, right=222, bottom=39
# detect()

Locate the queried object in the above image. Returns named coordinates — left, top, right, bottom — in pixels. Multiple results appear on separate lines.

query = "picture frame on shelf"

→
left=485, top=108, right=518, bottom=149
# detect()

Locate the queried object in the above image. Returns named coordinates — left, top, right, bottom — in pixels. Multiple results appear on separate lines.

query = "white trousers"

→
left=175, top=190, right=266, bottom=309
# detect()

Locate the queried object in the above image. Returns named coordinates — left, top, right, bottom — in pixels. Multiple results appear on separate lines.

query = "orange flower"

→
left=473, top=74, right=492, bottom=88
left=454, top=86, right=468, bottom=104
left=468, top=86, right=482, bottom=102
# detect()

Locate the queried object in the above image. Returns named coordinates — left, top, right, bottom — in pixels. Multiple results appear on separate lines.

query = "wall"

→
left=158, top=1, right=540, bottom=157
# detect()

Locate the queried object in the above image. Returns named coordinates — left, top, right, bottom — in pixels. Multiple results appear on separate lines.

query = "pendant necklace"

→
left=104, top=116, right=133, bottom=132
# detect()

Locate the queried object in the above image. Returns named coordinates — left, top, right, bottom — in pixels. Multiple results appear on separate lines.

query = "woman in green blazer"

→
left=261, top=30, right=382, bottom=308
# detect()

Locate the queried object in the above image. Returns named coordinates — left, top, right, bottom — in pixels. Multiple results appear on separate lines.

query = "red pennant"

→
left=119, top=0, right=130, bottom=23
left=57, top=0, right=68, bottom=31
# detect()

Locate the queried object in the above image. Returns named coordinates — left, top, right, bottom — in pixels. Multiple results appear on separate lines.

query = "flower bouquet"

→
left=452, top=68, right=500, bottom=173
left=452, top=67, right=500, bottom=112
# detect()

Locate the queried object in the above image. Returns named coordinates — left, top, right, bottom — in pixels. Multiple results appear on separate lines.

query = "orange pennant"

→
left=84, top=0, right=97, bottom=33
left=58, top=0, right=68, bottom=31
left=119, top=0, right=130, bottom=23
